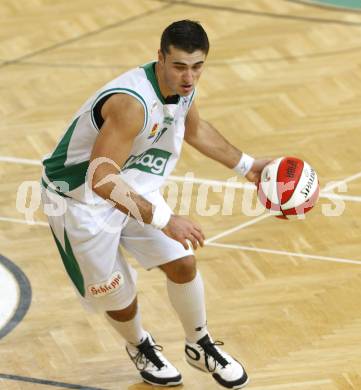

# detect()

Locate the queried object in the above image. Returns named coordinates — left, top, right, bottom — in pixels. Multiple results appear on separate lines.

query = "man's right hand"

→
left=162, top=215, right=205, bottom=250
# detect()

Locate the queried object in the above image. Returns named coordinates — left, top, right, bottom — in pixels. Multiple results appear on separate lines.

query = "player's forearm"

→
left=89, top=166, right=154, bottom=224
left=186, top=119, right=242, bottom=169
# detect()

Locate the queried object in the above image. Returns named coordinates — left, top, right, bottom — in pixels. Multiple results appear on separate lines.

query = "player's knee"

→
left=106, top=296, right=138, bottom=322
left=161, top=255, right=197, bottom=283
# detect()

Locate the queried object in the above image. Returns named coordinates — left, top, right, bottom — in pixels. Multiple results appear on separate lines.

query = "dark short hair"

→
left=160, top=20, right=209, bottom=56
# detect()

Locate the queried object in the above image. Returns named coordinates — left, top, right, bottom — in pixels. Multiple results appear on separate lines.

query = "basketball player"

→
left=41, top=20, right=268, bottom=389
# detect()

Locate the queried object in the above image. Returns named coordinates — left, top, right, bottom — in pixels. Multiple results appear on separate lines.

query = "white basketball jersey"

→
left=42, top=62, right=195, bottom=203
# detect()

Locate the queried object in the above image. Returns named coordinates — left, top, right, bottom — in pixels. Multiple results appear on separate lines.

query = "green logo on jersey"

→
left=122, top=148, right=171, bottom=176
left=164, top=116, right=173, bottom=125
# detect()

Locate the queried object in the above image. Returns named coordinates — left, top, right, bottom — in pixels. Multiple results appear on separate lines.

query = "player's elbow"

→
left=185, top=118, right=208, bottom=146
left=88, top=163, right=117, bottom=199
left=184, top=128, right=199, bottom=146
left=89, top=172, right=107, bottom=198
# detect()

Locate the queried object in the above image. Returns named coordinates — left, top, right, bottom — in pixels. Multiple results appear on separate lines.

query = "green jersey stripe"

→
left=41, top=178, right=71, bottom=198
left=44, top=116, right=79, bottom=171
left=50, top=226, right=85, bottom=297
left=43, top=161, right=89, bottom=193
left=43, top=117, right=90, bottom=192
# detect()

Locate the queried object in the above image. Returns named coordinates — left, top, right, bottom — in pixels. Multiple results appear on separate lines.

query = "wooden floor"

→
left=1, top=1, right=361, bottom=389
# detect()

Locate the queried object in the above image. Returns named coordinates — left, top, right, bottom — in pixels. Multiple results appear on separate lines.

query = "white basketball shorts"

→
left=41, top=188, right=193, bottom=312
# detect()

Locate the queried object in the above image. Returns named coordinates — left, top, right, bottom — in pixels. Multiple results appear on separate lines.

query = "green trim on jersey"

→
left=50, top=226, right=85, bottom=297
left=141, top=62, right=166, bottom=104
left=41, top=178, right=71, bottom=198
left=188, top=89, right=195, bottom=107
left=43, top=117, right=89, bottom=192
left=142, top=62, right=195, bottom=108
left=141, top=62, right=180, bottom=105
left=90, top=87, right=149, bottom=133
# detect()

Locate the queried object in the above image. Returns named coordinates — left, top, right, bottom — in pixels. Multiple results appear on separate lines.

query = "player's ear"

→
left=158, top=49, right=165, bottom=65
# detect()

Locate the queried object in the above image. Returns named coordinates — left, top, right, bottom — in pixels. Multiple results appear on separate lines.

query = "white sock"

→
left=105, top=309, right=147, bottom=346
left=167, top=270, right=208, bottom=343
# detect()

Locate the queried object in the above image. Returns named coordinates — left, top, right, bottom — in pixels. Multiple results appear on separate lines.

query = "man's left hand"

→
left=245, top=159, right=272, bottom=183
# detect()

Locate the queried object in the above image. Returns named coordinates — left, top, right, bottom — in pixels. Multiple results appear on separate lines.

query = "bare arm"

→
left=89, top=94, right=154, bottom=223
left=184, top=102, right=269, bottom=182
left=89, top=94, right=204, bottom=249
left=184, top=102, right=242, bottom=168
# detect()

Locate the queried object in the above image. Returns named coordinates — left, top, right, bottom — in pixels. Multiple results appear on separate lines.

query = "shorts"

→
left=41, top=188, right=193, bottom=312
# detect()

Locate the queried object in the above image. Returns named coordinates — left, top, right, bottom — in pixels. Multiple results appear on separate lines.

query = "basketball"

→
left=257, top=157, right=319, bottom=219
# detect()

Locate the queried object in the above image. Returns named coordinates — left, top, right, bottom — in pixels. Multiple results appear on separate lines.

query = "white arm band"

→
left=151, top=203, right=172, bottom=230
left=233, top=153, right=255, bottom=176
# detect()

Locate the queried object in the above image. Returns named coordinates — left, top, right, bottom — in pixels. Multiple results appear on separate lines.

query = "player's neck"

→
left=155, top=62, right=177, bottom=101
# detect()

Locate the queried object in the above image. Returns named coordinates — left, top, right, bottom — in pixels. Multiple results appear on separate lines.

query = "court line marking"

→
left=167, top=174, right=254, bottom=190
left=0, top=156, right=360, bottom=230
left=205, top=214, right=272, bottom=244
left=0, top=373, right=105, bottom=390
left=7, top=213, right=359, bottom=266
left=204, top=168, right=361, bottom=243
left=0, top=157, right=358, bottom=267
left=152, top=0, right=361, bottom=26
left=168, top=175, right=361, bottom=202
left=287, top=0, right=361, bottom=13
left=0, top=255, right=32, bottom=340
left=0, top=156, right=42, bottom=165
left=320, top=192, right=361, bottom=202
left=322, top=170, right=361, bottom=192
left=0, top=4, right=173, bottom=68
left=1, top=7, right=358, bottom=386
left=0, top=156, right=360, bottom=202
left=207, top=242, right=361, bottom=266
left=0, top=217, right=48, bottom=227
left=11, top=42, right=361, bottom=70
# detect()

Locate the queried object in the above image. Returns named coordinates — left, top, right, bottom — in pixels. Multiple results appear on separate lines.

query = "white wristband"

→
left=233, top=153, right=255, bottom=176
left=151, top=203, right=172, bottom=230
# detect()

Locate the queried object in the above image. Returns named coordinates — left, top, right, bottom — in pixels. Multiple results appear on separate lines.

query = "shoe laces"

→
left=200, top=338, right=230, bottom=372
left=133, top=337, right=165, bottom=371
